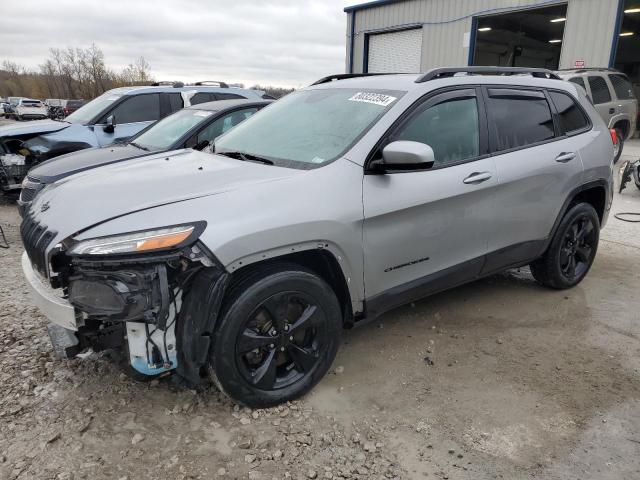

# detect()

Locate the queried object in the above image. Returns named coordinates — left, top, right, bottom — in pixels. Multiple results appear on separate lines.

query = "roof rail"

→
left=151, top=80, right=183, bottom=87
left=416, top=67, right=561, bottom=83
left=194, top=81, right=229, bottom=88
left=311, top=72, right=408, bottom=85
left=556, top=67, right=619, bottom=73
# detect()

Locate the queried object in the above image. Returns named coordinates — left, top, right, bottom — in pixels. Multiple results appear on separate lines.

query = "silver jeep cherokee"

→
left=21, top=67, right=615, bottom=407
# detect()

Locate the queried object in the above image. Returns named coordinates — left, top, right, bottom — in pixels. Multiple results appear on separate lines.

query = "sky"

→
left=0, top=0, right=355, bottom=88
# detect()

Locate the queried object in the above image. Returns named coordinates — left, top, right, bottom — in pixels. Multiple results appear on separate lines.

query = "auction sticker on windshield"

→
left=348, top=92, right=397, bottom=107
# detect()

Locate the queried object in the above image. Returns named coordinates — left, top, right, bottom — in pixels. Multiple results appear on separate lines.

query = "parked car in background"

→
left=62, top=99, right=85, bottom=116
left=556, top=68, right=637, bottom=163
left=4, top=97, right=21, bottom=118
left=14, top=98, right=48, bottom=121
left=21, top=67, right=614, bottom=407
left=0, top=99, right=8, bottom=114
left=18, top=98, right=271, bottom=214
left=0, top=83, right=266, bottom=193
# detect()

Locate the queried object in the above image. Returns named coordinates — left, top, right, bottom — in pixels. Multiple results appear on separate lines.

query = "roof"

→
left=186, top=99, right=272, bottom=112
left=344, top=0, right=401, bottom=13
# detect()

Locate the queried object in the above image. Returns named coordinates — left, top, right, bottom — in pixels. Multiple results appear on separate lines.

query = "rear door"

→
left=362, top=88, right=497, bottom=302
left=484, top=87, right=585, bottom=271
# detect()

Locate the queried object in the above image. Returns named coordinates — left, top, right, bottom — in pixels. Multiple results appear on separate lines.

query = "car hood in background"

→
left=28, top=144, right=154, bottom=183
left=23, top=124, right=99, bottom=156
left=0, top=120, right=70, bottom=138
left=29, top=149, right=302, bottom=242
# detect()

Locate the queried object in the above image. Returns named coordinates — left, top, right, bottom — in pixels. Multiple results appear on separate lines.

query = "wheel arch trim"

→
left=224, top=240, right=362, bottom=315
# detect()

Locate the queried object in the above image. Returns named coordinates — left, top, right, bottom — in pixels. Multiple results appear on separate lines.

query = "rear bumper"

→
left=21, top=252, right=77, bottom=331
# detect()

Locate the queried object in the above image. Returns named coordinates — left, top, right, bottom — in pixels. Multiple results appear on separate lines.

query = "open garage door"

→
left=472, top=4, right=568, bottom=69
left=366, top=28, right=422, bottom=73
left=613, top=1, right=640, bottom=104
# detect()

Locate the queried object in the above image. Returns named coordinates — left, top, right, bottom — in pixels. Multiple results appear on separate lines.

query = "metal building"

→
left=344, top=0, right=640, bottom=87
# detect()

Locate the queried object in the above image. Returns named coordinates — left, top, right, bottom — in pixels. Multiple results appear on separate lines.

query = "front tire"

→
left=613, top=128, right=624, bottom=164
left=530, top=203, right=600, bottom=289
left=209, top=264, right=342, bottom=407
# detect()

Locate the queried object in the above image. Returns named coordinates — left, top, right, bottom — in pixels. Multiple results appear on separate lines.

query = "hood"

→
left=23, top=124, right=99, bottom=157
left=29, top=149, right=301, bottom=243
left=28, top=144, right=152, bottom=183
left=0, top=120, right=70, bottom=138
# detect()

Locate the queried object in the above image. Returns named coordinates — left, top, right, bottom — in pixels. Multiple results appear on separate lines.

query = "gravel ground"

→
left=1, top=146, right=640, bottom=480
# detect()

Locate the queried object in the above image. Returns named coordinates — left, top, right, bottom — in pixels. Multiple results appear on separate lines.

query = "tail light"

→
left=64, top=107, right=70, bottom=114
left=610, top=128, right=618, bottom=145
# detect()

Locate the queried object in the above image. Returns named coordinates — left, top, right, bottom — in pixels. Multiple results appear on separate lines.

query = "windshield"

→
left=65, top=91, right=123, bottom=124
left=215, top=88, right=403, bottom=167
left=132, top=109, right=213, bottom=151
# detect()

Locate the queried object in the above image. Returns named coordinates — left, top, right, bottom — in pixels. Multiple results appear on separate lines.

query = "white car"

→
left=15, top=98, right=48, bottom=121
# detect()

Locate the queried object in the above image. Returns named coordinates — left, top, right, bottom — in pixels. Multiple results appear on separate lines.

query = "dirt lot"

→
left=1, top=148, right=640, bottom=480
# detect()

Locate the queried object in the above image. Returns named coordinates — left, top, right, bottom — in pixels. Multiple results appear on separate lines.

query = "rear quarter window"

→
left=548, top=91, right=590, bottom=135
left=486, top=89, right=555, bottom=152
left=608, top=74, right=635, bottom=100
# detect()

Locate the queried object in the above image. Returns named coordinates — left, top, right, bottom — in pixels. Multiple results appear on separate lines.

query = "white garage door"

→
left=368, top=28, right=423, bottom=73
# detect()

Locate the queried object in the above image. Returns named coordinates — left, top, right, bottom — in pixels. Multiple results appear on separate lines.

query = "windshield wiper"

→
left=217, top=150, right=274, bottom=165
left=129, top=141, right=150, bottom=151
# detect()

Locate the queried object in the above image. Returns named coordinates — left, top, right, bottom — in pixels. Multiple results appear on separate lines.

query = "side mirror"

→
left=103, top=115, right=116, bottom=133
left=377, top=141, right=435, bottom=171
left=193, top=140, right=210, bottom=151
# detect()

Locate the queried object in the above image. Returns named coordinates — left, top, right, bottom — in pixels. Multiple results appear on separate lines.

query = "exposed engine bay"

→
left=0, top=122, right=74, bottom=192
left=0, top=137, right=32, bottom=191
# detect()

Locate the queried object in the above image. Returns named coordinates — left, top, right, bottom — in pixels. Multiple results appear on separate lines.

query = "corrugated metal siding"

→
left=559, top=0, right=619, bottom=69
left=348, top=0, right=620, bottom=73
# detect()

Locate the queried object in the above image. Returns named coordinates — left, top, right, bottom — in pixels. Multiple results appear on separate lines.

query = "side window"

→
left=587, top=76, right=612, bottom=104
left=486, top=89, right=555, bottom=152
left=215, top=92, right=246, bottom=100
left=608, top=74, right=635, bottom=100
left=108, top=94, right=160, bottom=124
left=393, top=97, right=480, bottom=167
left=167, top=93, right=183, bottom=112
left=568, top=77, right=586, bottom=90
left=548, top=91, right=590, bottom=135
left=196, top=108, right=259, bottom=144
left=191, top=93, right=216, bottom=105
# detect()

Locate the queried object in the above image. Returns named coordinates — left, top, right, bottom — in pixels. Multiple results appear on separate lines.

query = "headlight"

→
left=68, top=224, right=203, bottom=256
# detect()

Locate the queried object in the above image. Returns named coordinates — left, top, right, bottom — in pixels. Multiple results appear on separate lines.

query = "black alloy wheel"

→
left=236, top=291, right=327, bottom=391
left=558, top=215, right=597, bottom=281
left=530, top=202, right=600, bottom=289
left=208, top=265, right=342, bottom=407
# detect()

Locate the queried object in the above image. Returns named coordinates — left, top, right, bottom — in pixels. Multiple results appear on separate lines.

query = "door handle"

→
left=463, top=171, right=492, bottom=184
left=555, top=152, right=576, bottom=163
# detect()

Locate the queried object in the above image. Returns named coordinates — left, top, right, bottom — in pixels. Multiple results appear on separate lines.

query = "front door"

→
left=362, top=88, right=497, bottom=310
left=95, top=93, right=161, bottom=146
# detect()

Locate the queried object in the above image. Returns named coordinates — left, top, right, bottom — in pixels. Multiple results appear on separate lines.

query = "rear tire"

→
left=530, top=203, right=600, bottom=289
left=209, top=264, right=342, bottom=407
left=613, top=128, right=624, bottom=164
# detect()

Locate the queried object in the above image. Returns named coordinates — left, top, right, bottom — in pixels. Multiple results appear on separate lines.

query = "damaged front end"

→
left=0, top=123, right=70, bottom=192
left=0, top=141, right=31, bottom=192
left=22, top=217, right=229, bottom=385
